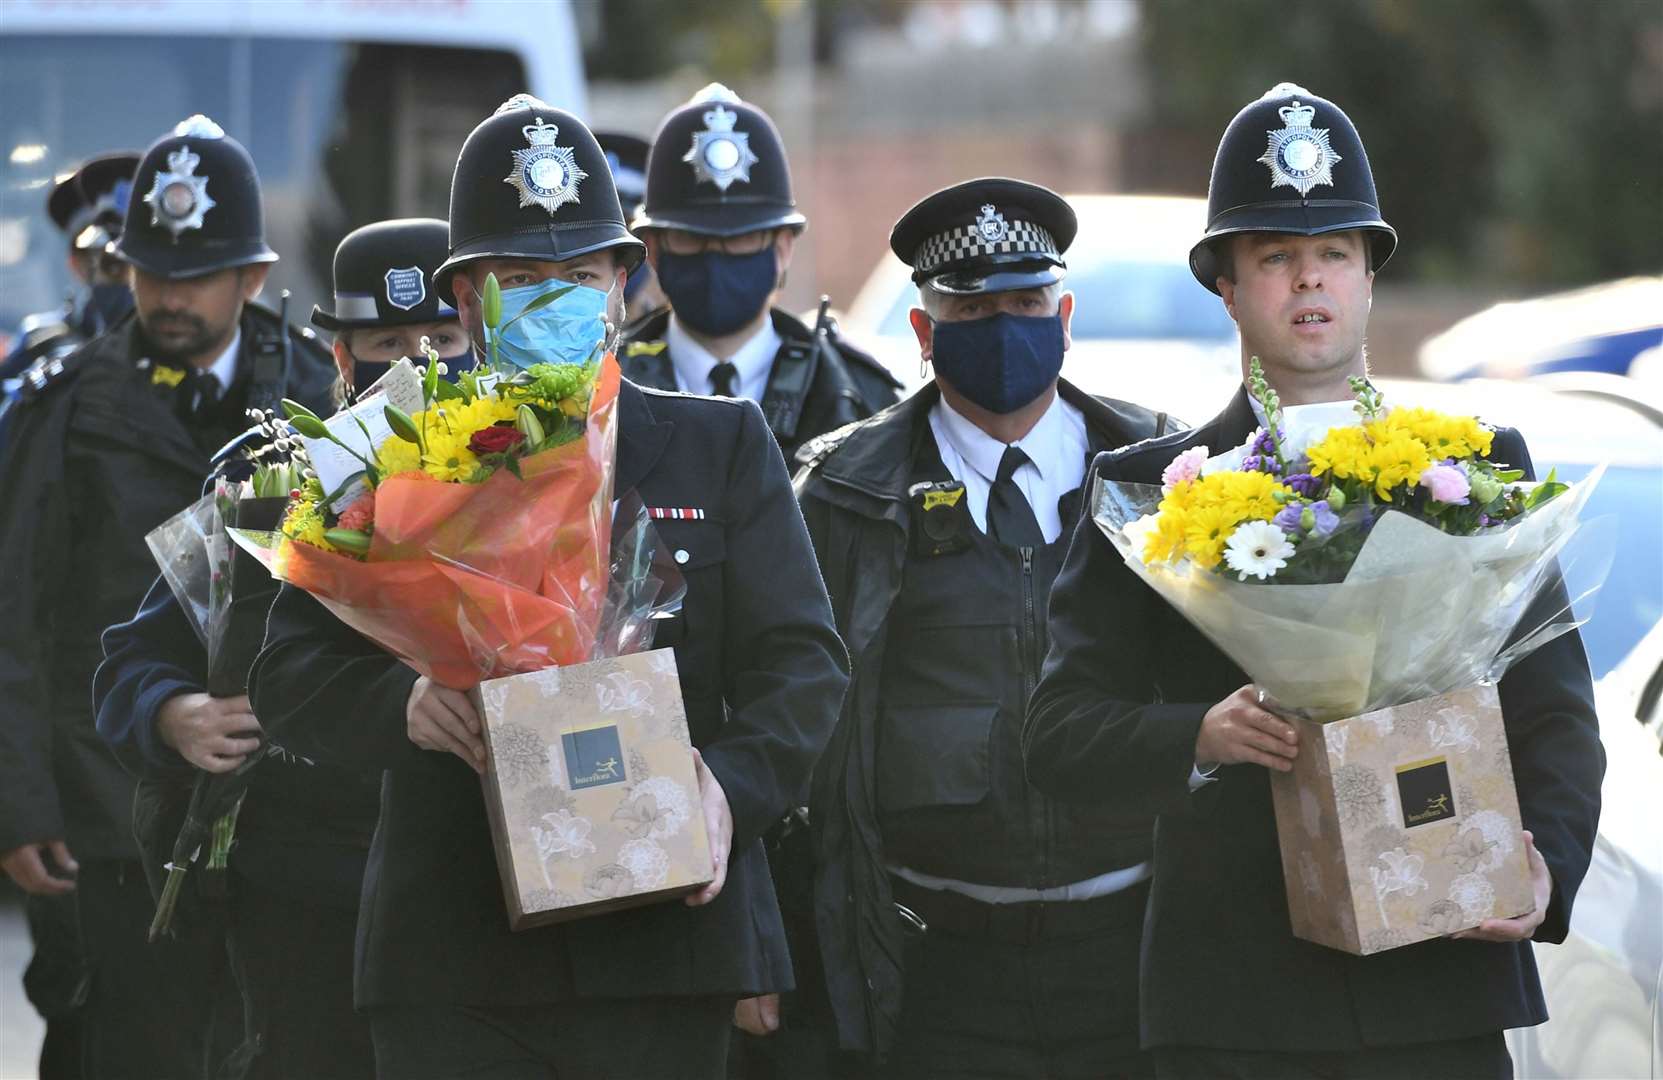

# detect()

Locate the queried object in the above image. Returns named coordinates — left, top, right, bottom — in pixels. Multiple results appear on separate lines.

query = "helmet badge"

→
left=976, top=204, right=1009, bottom=244
left=1256, top=101, right=1342, bottom=197
left=506, top=118, right=587, bottom=215
left=144, top=145, right=216, bottom=238
left=683, top=104, right=759, bottom=192
left=384, top=266, right=426, bottom=311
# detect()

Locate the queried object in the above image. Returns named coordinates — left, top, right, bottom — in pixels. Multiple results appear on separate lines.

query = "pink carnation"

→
left=336, top=493, right=376, bottom=532
left=1161, top=445, right=1210, bottom=492
left=1420, top=462, right=1471, bottom=505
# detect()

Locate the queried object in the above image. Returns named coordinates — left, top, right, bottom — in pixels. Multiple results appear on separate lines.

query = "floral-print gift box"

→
left=1267, top=684, right=1534, bottom=955
left=469, top=649, right=713, bottom=930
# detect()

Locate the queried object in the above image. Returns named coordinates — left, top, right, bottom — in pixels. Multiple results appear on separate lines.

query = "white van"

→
left=0, top=0, right=586, bottom=338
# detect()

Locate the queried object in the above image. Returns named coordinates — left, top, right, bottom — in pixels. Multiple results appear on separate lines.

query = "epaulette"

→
left=793, top=418, right=864, bottom=470
left=16, top=349, right=84, bottom=401
left=626, top=339, right=668, bottom=358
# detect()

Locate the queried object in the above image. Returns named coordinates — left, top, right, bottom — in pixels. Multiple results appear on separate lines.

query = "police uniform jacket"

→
left=0, top=305, right=336, bottom=860
left=792, top=380, right=1175, bottom=1058
left=1024, top=386, right=1605, bottom=1051
left=246, top=381, right=850, bottom=1007
left=95, top=574, right=380, bottom=910
left=619, top=307, right=901, bottom=464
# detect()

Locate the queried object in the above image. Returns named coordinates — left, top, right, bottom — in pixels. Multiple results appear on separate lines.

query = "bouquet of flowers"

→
left=1097, top=359, right=1604, bottom=720
left=1093, top=360, right=1610, bottom=954
left=232, top=276, right=680, bottom=690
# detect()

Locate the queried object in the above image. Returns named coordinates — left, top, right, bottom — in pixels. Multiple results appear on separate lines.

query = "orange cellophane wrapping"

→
left=270, top=355, right=622, bottom=690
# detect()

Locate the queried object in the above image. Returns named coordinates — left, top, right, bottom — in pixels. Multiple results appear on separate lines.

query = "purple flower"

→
left=1420, top=461, right=1471, bottom=505
left=1286, top=472, right=1324, bottom=498
left=1273, top=503, right=1305, bottom=536
left=1308, top=499, right=1339, bottom=537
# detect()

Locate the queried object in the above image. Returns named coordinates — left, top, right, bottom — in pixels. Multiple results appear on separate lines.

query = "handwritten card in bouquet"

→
left=300, top=359, right=425, bottom=510
left=1268, top=684, right=1534, bottom=955
left=468, top=649, right=713, bottom=931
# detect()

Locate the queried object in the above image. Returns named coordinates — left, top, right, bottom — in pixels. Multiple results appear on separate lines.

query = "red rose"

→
left=468, top=424, right=526, bottom=456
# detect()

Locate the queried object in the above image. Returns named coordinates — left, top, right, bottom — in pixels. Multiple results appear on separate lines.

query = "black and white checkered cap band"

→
left=914, top=220, right=1059, bottom=275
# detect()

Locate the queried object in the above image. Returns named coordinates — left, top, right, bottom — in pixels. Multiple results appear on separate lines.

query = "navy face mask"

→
left=929, top=312, right=1066, bottom=415
left=655, top=249, right=776, bottom=336
left=350, top=345, right=471, bottom=397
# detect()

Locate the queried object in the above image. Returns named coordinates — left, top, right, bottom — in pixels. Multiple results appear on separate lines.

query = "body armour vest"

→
left=874, top=434, right=1152, bottom=888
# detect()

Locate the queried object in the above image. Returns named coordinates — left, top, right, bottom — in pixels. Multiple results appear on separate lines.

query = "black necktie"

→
left=708, top=361, right=739, bottom=397
left=186, top=368, right=222, bottom=422
left=987, top=446, right=1044, bottom=547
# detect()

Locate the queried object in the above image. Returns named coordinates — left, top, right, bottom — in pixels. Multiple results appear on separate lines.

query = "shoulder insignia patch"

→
left=625, top=340, right=668, bottom=358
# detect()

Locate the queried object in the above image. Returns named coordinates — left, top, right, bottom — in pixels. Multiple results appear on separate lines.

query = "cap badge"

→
left=976, top=204, right=1009, bottom=244
left=683, top=104, right=759, bottom=191
left=506, top=118, right=587, bottom=215
left=1257, top=101, right=1342, bottom=197
left=172, top=114, right=226, bottom=140
left=384, top=266, right=426, bottom=312
left=144, top=145, right=216, bottom=238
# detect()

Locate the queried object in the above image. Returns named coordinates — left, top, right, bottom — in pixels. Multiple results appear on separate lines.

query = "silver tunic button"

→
left=674, top=549, right=690, bottom=565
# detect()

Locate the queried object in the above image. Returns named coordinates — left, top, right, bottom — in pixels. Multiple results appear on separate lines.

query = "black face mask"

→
left=930, top=312, right=1066, bottom=414
left=655, top=249, right=777, bottom=336
left=349, top=345, right=472, bottom=397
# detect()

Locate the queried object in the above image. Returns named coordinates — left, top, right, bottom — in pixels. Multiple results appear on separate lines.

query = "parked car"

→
left=840, top=194, right=1242, bottom=416
left=1419, top=276, right=1663, bottom=383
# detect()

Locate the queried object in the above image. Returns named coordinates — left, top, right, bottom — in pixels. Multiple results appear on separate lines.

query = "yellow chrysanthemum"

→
left=1142, top=469, right=1288, bottom=568
left=1381, top=407, right=1493, bottom=460
left=280, top=493, right=337, bottom=553
left=373, top=395, right=520, bottom=484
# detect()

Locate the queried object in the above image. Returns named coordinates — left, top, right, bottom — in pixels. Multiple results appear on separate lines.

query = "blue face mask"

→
left=491, top=279, right=612, bottom=370
left=655, top=249, right=776, bottom=336
left=930, top=312, right=1065, bottom=415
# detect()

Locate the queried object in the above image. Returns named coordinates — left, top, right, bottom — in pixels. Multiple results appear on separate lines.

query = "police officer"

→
left=1, top=151, right=139, bottom=399
left=796, top=179, right=1178, bottom=1077
left=596, top=130, right=669, bottom=316
left=0, top=114, right=337, bottom=1079
left=245, top=94, right=848, bottom=1079
left=311, top=217, right=474, bottom=394
left=1026, top=84, right=1602, bottom=1078
left=89, top=217, right=465, bottom=1079
left=620, top=83, right=900, bottom=464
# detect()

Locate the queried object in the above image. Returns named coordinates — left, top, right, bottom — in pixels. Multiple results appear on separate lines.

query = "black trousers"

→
left=23, top=889, right=86, bottom=1080
left=73, top=858, right=238, bottom=1080
left=224, top=876, right=374, bottom=1080
left=1153, top=1034, right=1512, bottom=1080
left=369, top=995, right=736, bottom=1080
left=883, top=880, right=1152, bottom=1080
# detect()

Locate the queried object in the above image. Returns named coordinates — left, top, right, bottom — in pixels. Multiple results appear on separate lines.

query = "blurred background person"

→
left=596, top=129, right=669, bottom=317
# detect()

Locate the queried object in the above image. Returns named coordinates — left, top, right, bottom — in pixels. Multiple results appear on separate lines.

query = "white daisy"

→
left=1223, top=520, right=1296, bottom=581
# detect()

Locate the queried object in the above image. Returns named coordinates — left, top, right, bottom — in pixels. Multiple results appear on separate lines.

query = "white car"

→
left=841, top=194, right=1242, bottom=419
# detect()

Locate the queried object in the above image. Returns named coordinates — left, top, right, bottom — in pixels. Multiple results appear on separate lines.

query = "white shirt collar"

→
left=934, top=390, right=1072, bottom=483
left=666, top=314, right=782, bottom=403
left=927, top=389, right=1089, bottom=545
left=202, top=327, right=242, bottom=392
